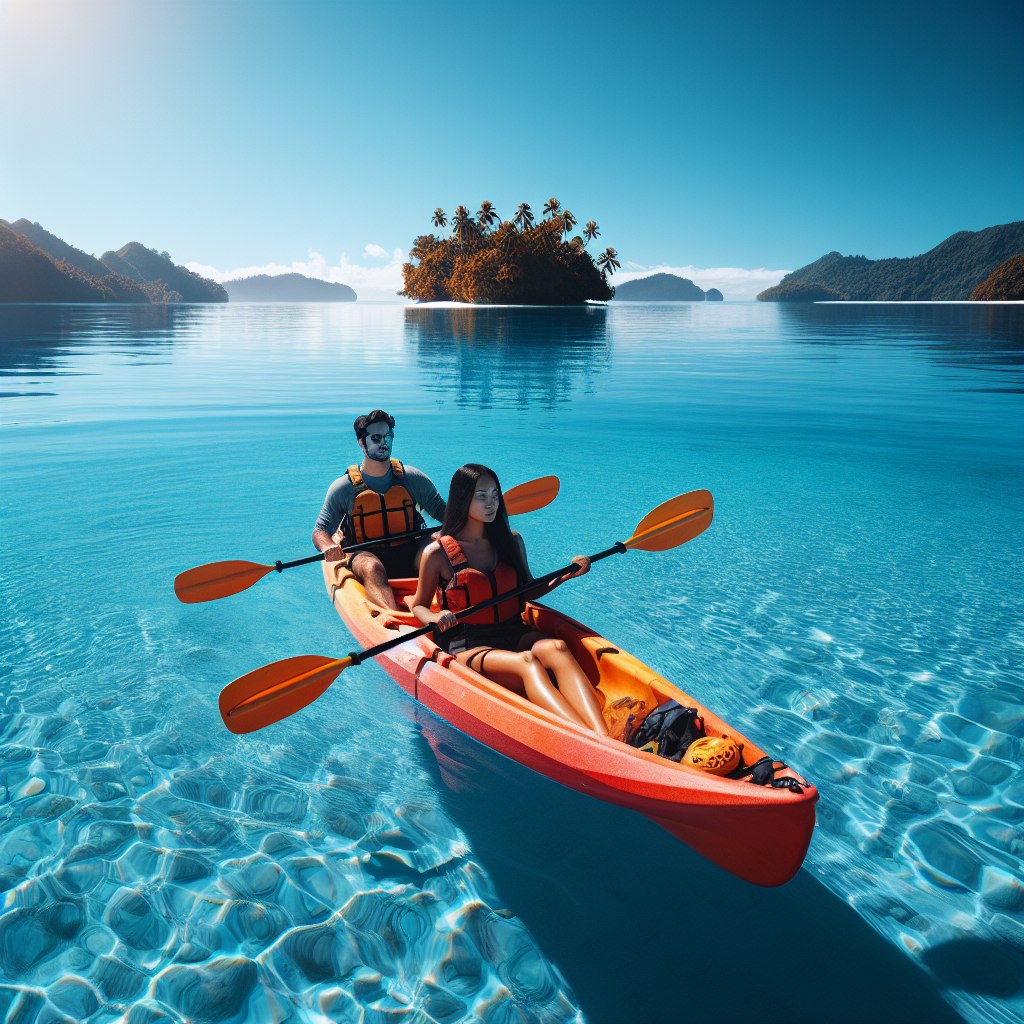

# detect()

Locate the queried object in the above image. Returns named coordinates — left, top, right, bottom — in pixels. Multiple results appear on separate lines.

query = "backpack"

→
left=626, top=699, right=706, bottom=762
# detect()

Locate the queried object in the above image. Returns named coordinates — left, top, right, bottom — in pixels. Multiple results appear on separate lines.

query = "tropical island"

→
left=613, top=273, right=722, bottom=301
left=400, top=199, right=619, bottom=304
left=224, top=274, right=356, bottom=302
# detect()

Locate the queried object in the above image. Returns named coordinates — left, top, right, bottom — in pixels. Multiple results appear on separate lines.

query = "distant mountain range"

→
left=612, top=273, right=723, bottom=301
left=224, top=274, right=356, bottom=302
left=0, top=218, right=227, bottom=304
left=758, top=222, right=1024, bottom=301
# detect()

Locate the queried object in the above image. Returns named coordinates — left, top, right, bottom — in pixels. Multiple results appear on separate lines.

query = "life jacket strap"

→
left=439, top=535, right=470, bottom=578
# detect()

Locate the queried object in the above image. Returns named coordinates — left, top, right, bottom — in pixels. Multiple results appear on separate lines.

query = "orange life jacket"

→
left=345, top=459, right=418, bottom=546
left=439, top=535, right=521, bottom=625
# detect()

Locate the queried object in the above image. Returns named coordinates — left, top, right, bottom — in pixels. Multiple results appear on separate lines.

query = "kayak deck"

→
left=323, top=560, right=817, bottom=886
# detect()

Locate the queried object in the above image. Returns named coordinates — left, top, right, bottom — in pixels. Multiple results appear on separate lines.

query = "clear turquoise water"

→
left=1, top=301, right=1021, bottom=1024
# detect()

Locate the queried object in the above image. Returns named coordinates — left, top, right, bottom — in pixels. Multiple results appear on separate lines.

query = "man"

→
left=312, top=409, right=446, bottom=609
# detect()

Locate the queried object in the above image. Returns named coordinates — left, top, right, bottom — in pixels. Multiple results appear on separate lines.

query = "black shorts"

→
left=355, top=538, right=422, bottom=579
left=444, top=617, right=532, bottom=656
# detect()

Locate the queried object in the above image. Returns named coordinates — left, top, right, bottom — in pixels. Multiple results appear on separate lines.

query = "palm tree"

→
left=432, top=208, right=447, bottom=236
left=476, top=201, right=499, bottom=234
left=583, top=221, right=600, bottom=247
left=596, top=247, right=621, bottom=278
left=560, top=210, right=576, bottom=242
left=543, top=197, right=561, bottom=220
left=513, top=202, right=534, bottom=232
left=451, top=205, right=472, bottom=245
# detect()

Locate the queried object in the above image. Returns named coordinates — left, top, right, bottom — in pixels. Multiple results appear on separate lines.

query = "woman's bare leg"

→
left=527, top=638, right=609, bottom=735
left=455, top=647, right=588, bottom=727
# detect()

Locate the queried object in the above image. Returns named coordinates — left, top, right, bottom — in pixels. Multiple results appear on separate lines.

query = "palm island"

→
left=401, top=198, right=620, bottom=304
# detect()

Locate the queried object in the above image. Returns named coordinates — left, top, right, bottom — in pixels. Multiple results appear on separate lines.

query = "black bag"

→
left=626, top=700, right=706, bottom=762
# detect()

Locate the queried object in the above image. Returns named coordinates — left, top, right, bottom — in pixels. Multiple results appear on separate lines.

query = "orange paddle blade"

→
left=174, top=560, right=275, bottom=604
left=505, top=475, right=559, bottom=515
left=218, top=654, right=352, bottom=734
left=626, top=489, right=714, bottom=552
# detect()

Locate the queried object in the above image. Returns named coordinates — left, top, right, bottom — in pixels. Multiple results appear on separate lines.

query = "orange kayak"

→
left=323, top=560, right=817, bottom=886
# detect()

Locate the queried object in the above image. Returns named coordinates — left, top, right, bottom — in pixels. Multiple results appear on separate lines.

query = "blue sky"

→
left=1, top=0, right=1021, bottom=295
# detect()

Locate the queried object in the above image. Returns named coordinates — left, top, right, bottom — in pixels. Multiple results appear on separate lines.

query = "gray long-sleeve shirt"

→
left=314, top=463, right=446, bottom=540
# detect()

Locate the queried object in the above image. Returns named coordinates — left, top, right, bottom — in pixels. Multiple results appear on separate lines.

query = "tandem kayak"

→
left=322, top=559, right=817, bottom=886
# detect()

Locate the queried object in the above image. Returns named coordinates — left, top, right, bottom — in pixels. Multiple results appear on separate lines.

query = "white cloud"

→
left=184, top=250, right=791, bottom=303
left=614, top=265, right=791, bottom=301
left=185, top=245, right=407, bottom=300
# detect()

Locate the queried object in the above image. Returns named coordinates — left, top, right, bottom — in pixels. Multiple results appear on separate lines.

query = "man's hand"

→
left=321, top=544, right=346, bottom=563
left=434, top=610, right=458, bottom=631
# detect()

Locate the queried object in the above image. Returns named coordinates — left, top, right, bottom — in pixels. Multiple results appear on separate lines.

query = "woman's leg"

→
left=455, top=647, right=588, bottom=728
left=528, top=638, right=609, bottom=735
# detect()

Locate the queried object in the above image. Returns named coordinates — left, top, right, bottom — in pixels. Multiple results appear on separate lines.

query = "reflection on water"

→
left=413, top=710, right=964, bottom=1024
left=775, top=303, right=1024, bottom=387
left=404, top=306, right=611, bottom=408
left=2, top=301, right=1021, bottom=1024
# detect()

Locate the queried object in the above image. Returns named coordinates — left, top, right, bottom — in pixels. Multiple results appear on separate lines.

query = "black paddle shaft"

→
left=275, top=526, right=436, bottom=571
left=347, top=542, right=628, bottom=667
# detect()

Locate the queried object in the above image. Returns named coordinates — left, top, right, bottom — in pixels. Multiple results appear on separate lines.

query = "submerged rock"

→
left=47, top=975, right=101, bottom=1019
left=154, top=956, right=258, bottom=1022
left=261, top=917, right=360, bottom=986
left=90, top=953, right=149, bottom=1001
left=104, top=887, right=171, bottom=950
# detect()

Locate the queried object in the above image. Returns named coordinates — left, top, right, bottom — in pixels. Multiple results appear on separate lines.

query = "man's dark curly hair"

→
left=353, top=409, right=396, bottom=441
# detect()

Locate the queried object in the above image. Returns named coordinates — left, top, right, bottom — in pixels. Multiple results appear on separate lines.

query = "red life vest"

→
left=345, top=459, right=418, bottom=546
left=439, top=535, right=521, bottom=625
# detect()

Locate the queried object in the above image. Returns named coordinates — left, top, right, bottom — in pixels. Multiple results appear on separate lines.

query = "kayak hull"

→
left=323, top=563, right=817, bottom=887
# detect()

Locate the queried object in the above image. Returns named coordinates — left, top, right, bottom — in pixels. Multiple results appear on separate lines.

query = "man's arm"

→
left=403, top=466, right=447, bottom=522
left=312, top=475, right=353, bottom=559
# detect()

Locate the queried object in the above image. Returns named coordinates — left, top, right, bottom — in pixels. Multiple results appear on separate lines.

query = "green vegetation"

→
left=971, top=255, right=1024, bottom=301
left=401, top=198, right=616, bottom=304
left=0, top=223, right=149, bottom=303
left=3, top=218, right=109, bottom=278
left=100, top=243, right=227, bottom=303
left=757, top=280, right=848, bottom=302
left=766, top=222, right=1024, bottom=301
left=0, top=220, right=227, bottom=304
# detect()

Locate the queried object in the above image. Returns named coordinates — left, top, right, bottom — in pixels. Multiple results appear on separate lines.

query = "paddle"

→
left=218, top=489, right=713, bottom=734
left=173, top=475, right=560, bottom=605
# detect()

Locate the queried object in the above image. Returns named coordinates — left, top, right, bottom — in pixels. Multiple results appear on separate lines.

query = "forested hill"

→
left=100, top=243, right=227, bottom=303
left=0, top=223, right=150, bottom=303
left=3, top=219, right=110, bottom=278
left=0, top=219, right=227, bottom=304
left=612, top=273, right=706, bottom=301
left=224, top=273, right=356, bottom=302
left=780, top=222, right=1024, bottom=300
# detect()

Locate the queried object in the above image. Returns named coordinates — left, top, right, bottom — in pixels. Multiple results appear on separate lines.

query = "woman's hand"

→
left=547, top=555, right=591, bottom=591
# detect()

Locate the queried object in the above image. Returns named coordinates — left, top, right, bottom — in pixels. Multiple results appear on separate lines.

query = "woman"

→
left=412, top=464, right=609, bottom=735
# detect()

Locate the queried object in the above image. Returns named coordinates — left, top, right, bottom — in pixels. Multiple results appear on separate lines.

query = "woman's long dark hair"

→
left=441, top=463, right=528, bottom=583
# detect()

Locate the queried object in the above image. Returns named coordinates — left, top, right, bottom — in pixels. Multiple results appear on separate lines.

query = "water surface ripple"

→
left=1, top=301, right=1021, bottom=1024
